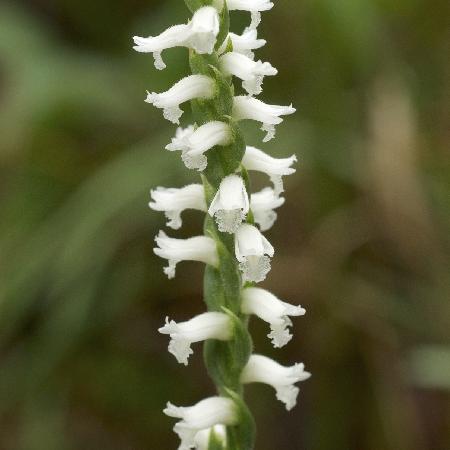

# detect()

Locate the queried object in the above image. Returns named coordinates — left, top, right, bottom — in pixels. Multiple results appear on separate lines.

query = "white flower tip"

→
left=163, top=402, right=184, bottom=418
left=163, top=106, right=183, bottom=124
left=261, top=123, right=276, bottom=142
left=144, top=91, right=157, bottom=104
left=153, top=51, right=166, bottom=70
left=239, top=255, right=271, bottom=283
left=276, top=385, right=300, bottom=411
left=215, top=209, right=247, bottom=233
left=169, top=339, right=194, bottom=365
left=158, top=317, right=178, bottom=335
left=268, top=323, right=293, bottom=348
left=181, top=152, right=208, bottom=171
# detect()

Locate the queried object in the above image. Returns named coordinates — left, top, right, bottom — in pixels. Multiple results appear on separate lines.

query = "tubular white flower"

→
left=242, top=146, right=297, bottom=194
left=194, top=425, right=227, bottom=450
left=216, top=0, right=273, bottom=29
left=241, top=355, right=311, bottom=411
left=146, top=75, right=215, bottom=124
left=241, top=287, right=305, bottom=348
left=154, top=231, right=218, bottom=279
left=133, top=6, right=219, bottom=70
left=208, top=175, right=250, bottom=233
left=149, top=184, right=206, bottom=230
left=166, top=121, right=232, bottom=171
left=234, top=223, right=274, bottom=282
left=164, top=397, right=237, bottom=450
left=232, top=96, right=296, bottom=142
left=250, top=187, right=285, bottom=231
left=220, top=51, right=277, bottom=96
left=219, top=28, right=266, bottom=60
left=159, top=312, right=232, bottom=365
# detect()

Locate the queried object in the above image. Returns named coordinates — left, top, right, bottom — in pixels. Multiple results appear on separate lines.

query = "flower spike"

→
left=232, top=96, right=296, bottom=141
left=154, top=231, right=218, bottom=279
left=208, top=175, right=250, bottom=233
left=166, top=121, right=232, bottom=171
left=242, top=287, right=305, bottom=347
left=146, top=75, right=215, bottom=124
left=133, top=6, right=219, bottom=70
left=235, top=223, right=274, bottom=282
left=164, top=397, right=237, bottom=450
left=159, top=312, right=232, bottom=365
left=241, top=355, right=311, bottom=410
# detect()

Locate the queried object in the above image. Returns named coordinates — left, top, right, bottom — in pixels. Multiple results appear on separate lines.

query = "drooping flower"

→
left=194, top=425, right=227, bottom=450
left=240, top=354, right=311, bottom=410
left=219, top=28, right=266, bottom=60
left=149, top=184, right=207, bottom=230
left=216, top=0, right=274, bottom=30
left=208, top=175, right=250, bottom=233
left=164, top=397, right=237, bottom=450
left=242, top=146, right=297, bottom=194
left=250, top=187, right=285, bottom=231
left=232, top=96, right=296, bottom=142
left=159, top=312, right=232, bottom=365
left=166, top=121, right=232, bottom=171
left=241, top=287, right=305, bottom=348
left=154, top=231, right=218, bottom=279
left=133, top=6, right=220, bottom=70
left=146, top=75, right=215, bottom=124
left=220, top=51, right=277, bottom=96
left=234, top=223, right=274, bottom=282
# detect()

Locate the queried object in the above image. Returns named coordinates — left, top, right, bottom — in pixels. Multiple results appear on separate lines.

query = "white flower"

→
left=149, top=184, right=206, bottom=230
left=164, top=397, right=237, bottom=450
left=242, top=146, right=297, bottom=194
left=240, top=354, right=311, bottom=411
left=220, top=51, right=277, bottom=96
left=166, top=121, right=232, bottom=171
left=250, top=187, right=285, bottom=231
left=194, top=425, right=227, bottom=450
left=208, top=175, right=250, bottom=233
left=241, top=287, right=305, bottom=348
left=219, top=28, right=266, bottom=60
left=232, top=96, right=296, bottom=142
left=234, top=223, right=274, bottom=282
left=154, top=231, right=218, bottom=279
left=216, top=0, right=274, bottom=30
left=159, top=312, right=232, bottom=365
left=146, top=75, right=215, bottom=124
left=133, top=6, right=219, bottom=70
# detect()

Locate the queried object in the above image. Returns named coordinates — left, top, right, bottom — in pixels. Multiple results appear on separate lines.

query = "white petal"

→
left=159, top=313, right=232, bottom=365
left=146, top=75, right=215, bottom=124
left=242, top=146, right=297, bottom=194
left=208, top=175, right=249, bottom=233
left=132, top=7, right=219, bottom=69
left=149, top=184, right=206, bottom=230
left=219, top=28, right=266, bottom=59
left=166, top=122, right=232, bottom=171
left=240, top=355, right=311, bottom=410
left=250, top=187, right=285, bottom=231
left=154, top=231, right=218, bottom=278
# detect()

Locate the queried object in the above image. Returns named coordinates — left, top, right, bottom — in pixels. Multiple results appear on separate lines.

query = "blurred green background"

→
left=1, top=0, right=449, bottom=449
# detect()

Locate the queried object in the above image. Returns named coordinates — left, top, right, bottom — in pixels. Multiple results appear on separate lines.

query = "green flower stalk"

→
left=133, top=2, right=310, bottom=449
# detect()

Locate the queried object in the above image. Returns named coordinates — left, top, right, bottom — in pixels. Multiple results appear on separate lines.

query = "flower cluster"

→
left=134, top=2, right=309, bottom=449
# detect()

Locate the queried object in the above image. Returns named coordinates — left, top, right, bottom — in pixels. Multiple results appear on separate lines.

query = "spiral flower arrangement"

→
left=133, top=1, right=310, bottom=448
